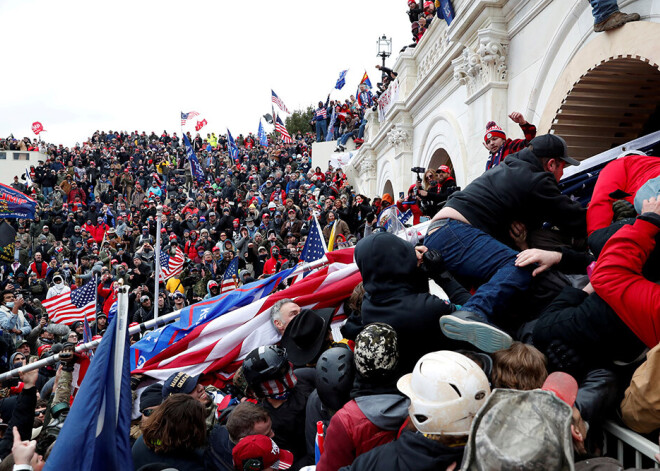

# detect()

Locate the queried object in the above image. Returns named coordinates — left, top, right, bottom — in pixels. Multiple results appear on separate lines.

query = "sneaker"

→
left=440, top=310, right=513, bottom=353
left=594, top=11, right=640, bottom=32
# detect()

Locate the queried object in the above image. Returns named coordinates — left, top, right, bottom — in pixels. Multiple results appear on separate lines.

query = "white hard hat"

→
left=397, top=350, right=490, bottom=436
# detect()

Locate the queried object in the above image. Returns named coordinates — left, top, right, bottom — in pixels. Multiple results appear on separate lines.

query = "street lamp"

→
left=377, top=34, right=392, bottom=68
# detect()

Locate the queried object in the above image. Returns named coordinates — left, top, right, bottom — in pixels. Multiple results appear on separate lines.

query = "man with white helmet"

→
left=341, top=351, right=490, bottom=471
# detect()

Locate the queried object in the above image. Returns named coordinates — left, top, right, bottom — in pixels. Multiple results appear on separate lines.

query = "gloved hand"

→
left=421, top=249, right=446, bottom=274
left=612, top=199, right=636, bottom=222
left=545, top=340, right=584, bottom=377
left=59, top=342, right=77, bottom=372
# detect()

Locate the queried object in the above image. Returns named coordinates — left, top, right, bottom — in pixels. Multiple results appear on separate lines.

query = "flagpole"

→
left=154, top=205, right=163, bottom=320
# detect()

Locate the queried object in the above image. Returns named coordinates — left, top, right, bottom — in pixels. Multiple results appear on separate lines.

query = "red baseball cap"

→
left=542, top=372, right=578, bottom=407
left=437, top=165, right=451, bottom=174
left=38, top=345, right=52, bottom=358
left=232, top=435, right=293, bottom=470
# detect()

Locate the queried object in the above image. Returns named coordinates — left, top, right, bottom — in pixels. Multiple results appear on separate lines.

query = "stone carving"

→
left=453, top=35, right=508, bottom=98
left=387, top=124, right=410, bottom=148
left=416, top=28, right=450, bottom=85
left=360, top=158, right=377, bottom=179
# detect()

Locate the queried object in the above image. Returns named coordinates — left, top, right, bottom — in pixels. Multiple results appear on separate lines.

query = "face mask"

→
left=272, top=251, right=279, bottom=257
left=259, top=254, right=267, bottom=260
left=5, top=302, right=14, bottom=308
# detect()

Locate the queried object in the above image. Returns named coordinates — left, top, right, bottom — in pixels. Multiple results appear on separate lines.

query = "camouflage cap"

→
left=354, top=323, right=399, bottom=379
left=461, top=389, right=575, bottom=471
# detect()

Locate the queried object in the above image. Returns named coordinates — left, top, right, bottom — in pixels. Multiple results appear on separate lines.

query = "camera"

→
left=411, top=167, right=426, bottom=174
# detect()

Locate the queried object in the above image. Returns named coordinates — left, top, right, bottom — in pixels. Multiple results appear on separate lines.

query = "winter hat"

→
left=484, top=121, right=506, bottom=143
left=232, top=435, right=294, bottom=471
left=140, top=383, right=164, bottom=412
left=354, top=323, right=399, bottom=379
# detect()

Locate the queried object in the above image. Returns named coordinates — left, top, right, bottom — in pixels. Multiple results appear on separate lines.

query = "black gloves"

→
left=421, top=249, right=445, bottom=275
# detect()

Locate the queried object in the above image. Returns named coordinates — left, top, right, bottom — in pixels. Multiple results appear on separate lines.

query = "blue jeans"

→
left=315, top=120, right=327, bottom=142
left=339, top=131, right=355, bottom=146
left=424, top=219, right=532, bottom=321
left=42, top=186, right=53, bottom=197
left=589, top=0, right=619, bottom=23
left=357, top=118, right=367, bottom=139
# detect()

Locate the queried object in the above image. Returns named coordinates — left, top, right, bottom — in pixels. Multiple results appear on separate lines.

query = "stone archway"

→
left=428, top=148, right=454, bottom=174
left=536, top=22, right=660, bottom=161
left=550, top=57, right=660, bottom=160
left=382, top=179, right=394, bottom=198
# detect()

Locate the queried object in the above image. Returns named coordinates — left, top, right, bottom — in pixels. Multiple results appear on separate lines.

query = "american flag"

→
left=315, top=107, right=327, bottom=120
left=160, top=246, right=185, bottom=281
left=43, top=279, right=96, bottom=325
left=181, top=111, right=200, bottom=126
left=221, top=257, right=239, bottom=294
left=275, top=116, right=293, bottom=144
left=271, top=90, right=290, bottom=114
left=132, top=250, right=360, bottom=386
left=290, top=216, right=327, bottom=285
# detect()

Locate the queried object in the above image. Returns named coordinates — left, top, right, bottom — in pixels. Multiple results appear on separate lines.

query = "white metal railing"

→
left=603, top=421, right=659, bottom=468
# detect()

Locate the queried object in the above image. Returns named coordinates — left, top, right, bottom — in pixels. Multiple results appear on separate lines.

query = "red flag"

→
left=195, top=119, right=208, bottom=132
left=31, top=122, right=44, bottom=135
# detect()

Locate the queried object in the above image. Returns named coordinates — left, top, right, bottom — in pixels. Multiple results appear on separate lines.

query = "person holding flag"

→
left=258, top=121, right=269, bottom=147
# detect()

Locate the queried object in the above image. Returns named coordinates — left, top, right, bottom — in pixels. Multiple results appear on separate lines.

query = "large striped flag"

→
left=132, top=250, right=360, bottom=385
left=275, top=116, right=293, bottom=143
left=130, top=267, right=296, bottom=371
left=160, top=246, right=185, bottom=281
left=43, top=279, right=96, bottom=325
left=271, top=90, right=290, bottom=114
left=227, top=128, right=239, bottom=161
left=221, top=257, right=239, bottom=294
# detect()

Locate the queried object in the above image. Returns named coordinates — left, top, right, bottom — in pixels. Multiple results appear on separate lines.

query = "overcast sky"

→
left=1, top=0, right=412, bottom=146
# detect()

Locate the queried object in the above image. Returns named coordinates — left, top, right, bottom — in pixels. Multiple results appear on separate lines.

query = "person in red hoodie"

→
left=586, top=152, right=660, bottom=236
left=263, top=246, right=285, bottom=275
left=91, top=216, right=110, bottom=244
left=591, top=194, right=660, bottom=349
left=97, top=273, right=118, bottom=323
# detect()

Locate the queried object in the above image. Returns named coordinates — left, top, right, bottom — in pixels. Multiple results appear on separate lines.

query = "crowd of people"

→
left=1, top=72, right=660, bottom=470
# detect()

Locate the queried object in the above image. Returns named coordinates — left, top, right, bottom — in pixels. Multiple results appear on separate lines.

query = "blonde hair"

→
left=491, top=342, right=547, bottom=391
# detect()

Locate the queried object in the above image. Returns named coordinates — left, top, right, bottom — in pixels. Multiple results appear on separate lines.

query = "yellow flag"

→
left=327, top=221, right=338, bottom=252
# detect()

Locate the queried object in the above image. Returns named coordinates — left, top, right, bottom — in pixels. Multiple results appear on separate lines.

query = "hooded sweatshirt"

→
left=355, top=232, right=462, bottom=373
left=317, top=394, right=410, bottom=471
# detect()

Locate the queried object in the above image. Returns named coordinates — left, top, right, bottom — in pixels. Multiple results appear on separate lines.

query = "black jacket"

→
left=341, top=429, right=464, bottom=471
left=355, top=232, right=467, bottom=373
left=446, top=148, right=586, bottom=243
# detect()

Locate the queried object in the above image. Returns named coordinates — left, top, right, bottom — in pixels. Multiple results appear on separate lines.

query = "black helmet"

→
left=242, top=345, right=289, bottom=387
left=315, top=347, right=355, bottom=412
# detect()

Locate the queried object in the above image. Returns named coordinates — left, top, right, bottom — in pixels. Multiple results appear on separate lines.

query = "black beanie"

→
left=140, top=383, right=164, bottom=412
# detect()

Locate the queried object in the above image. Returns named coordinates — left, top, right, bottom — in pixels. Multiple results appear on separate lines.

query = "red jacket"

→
left=97, top=282, right=116, bottom=315
left=591, top=216, right=660, bottom=348
left=316, top=400, right=399, bottom=471
left=587, top=155, right=660, bottom=235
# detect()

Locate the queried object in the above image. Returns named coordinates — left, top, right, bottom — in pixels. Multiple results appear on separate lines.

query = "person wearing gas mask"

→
left=45, top=273, right=70, bottom=300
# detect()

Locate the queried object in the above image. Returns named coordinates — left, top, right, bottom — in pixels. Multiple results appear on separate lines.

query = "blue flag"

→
left=44, top=311, right=133, bottom=471
left=335, top=69, right=348, bottom=89
left=258, top=121, right=268, bottom=147
left=227, top=128, right=239, bottom=160
left=0, top=183, right=37, bottom=219
left=130, top=267, right=296, bottom=370
left=437, top=0, right=455, bottom=24
left=326, top=108, right=337, bottom=142
left=183, top=134, right=205, bottom=183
